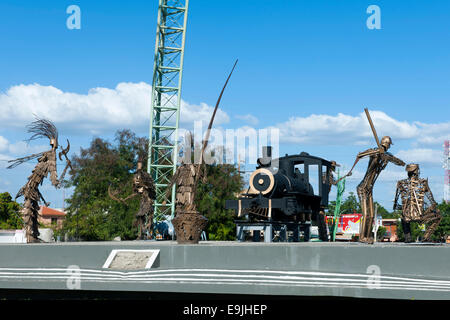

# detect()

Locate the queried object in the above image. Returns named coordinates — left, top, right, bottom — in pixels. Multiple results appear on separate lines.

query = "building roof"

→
left=40, top=206, right=66, bottom=217
left=382, top=219, right=398, bottom=224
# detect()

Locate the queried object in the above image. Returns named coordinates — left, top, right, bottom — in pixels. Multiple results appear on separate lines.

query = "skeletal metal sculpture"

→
left=7, top=118, right=72, bottom=243
left=393, top=164, right=441, bottom=242
left=342, top=109, right=405, bottom=244
left=109, top=161, right=156, bottom=240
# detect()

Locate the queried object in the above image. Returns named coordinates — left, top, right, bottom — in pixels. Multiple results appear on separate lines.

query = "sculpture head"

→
left=50, top=138, right=58, bottom=150
left=406, top=163, right=419, bottom=177
left=26, top=117, right=59, bottom=150
left=380, top=136, right=393, bottom=150
left=330, top=160, right=340, bottom=171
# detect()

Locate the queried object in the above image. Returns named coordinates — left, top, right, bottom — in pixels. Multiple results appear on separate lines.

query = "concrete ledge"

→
left=0, top=241, right=449, bottom=300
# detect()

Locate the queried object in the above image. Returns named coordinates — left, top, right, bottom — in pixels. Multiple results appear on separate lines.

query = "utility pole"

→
left=444, top=140, right=449, bottom=203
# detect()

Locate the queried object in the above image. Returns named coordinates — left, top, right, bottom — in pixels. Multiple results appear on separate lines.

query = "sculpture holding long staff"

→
left=170, top=60, right=238, bottom=243
left=341, top=108, right=405, bottom=244
left=189, top=59, right=238, bottom=210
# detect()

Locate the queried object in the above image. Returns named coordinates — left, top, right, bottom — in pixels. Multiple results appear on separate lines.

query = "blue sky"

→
left=0, top=0, right=449, bottom=210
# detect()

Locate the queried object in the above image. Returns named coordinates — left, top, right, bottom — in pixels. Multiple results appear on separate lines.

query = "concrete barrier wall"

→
left=0, top=241, right=449, bottom=299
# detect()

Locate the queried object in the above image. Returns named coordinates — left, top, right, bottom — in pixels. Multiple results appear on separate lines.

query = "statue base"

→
left=172, top=211, right=208, bottom=244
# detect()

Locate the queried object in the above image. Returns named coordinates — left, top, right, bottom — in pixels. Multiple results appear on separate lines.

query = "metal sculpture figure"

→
left=318, top=160, right=339, bottom=240
left=166, top=160, right=208, bottom=243
left=323, top=161, right=339, bottom=188
left=166, top=160, right=207, bottom=213
left=7, top=118, right=72, bottom=243
left=170, top=59, right=238, bottom=243
left=342, top=109, right=405, bottom=243
left=109, top=160, right=156, bottom=240
left=323, top=162, right=346, bottom=242
left=393, top=163, right=441, bottom=242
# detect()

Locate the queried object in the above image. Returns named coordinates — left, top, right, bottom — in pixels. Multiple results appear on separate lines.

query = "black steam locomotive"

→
left=225, top=146, right=334, bottom=241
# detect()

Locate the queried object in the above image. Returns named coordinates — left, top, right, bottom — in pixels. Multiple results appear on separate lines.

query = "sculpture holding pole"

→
left=341, top=108, right=405, bottom=244
left=170, top=60, right=238, bottom=244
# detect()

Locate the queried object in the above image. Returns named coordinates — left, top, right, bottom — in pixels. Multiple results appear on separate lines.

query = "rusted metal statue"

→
left=342, top=109, right=405, bottom=244
left=167, top=161, right=208, bottom=243
left=7, top=118, right=72, bottom=243
left=323, top=161, right=339, bottom=188
left=393, top=163, right=441, bottom=242
left=109, top=160, right=156, bottom=240
left=166, top=157, right=207, bottom=213
left=170, top=59, right=238, bottom=244
left=319, top=160, right=339, bottom=240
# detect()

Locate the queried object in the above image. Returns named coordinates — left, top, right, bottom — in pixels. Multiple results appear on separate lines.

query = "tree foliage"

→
left=0, top=192, right=22, bottom=230
left=196, top=163, right=244, bottom=240
left=376, top=226, right=386, bottom=241
left=60, top=130, right=147, bottom=241
left=396, top=221, right=424, bottom=242
left=60, top=129, right=244, bottom=241
left=338, top=192, right=361, bottom=214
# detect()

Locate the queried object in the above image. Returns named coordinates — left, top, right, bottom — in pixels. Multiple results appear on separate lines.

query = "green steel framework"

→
left=148, top=0, right=189, bottom=222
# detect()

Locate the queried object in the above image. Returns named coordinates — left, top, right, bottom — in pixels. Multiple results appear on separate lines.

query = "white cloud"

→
left=270, top=110, right=448, bottom=146
left=0, top=135, right=48, bottom=157
left=0, top=136, right=8, bottom=152
left=0, top=82, right=230, bottom=134
left=395, top=148, right=443, bottom=165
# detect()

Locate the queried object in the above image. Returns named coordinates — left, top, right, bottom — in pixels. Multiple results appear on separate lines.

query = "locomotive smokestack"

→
left=258, top=146, right=272, bottom=167
left=263, top=146, right=272, bottom=158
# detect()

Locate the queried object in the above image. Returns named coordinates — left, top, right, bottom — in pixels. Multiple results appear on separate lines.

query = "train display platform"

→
left=0, top=241, right=449, bottom=300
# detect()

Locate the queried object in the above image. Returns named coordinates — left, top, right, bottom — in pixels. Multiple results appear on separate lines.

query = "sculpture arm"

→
left=48, top=152, right=60, bottom=187
left=338, top=149, right=374, bottom=181
left=38, top=189, right=50, bottom=207
left=423, top=179, right=437, bottom=209
left=383, top=153, right=405, bottom=167
left=108, top=185, right=137, bottom=204
left=393, top=181, right=402, bottom=211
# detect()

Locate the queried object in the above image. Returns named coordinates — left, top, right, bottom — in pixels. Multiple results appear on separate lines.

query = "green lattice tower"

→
left=148, top=0, right=189, bottom=223
left=332, top=170, right=346, bottom=242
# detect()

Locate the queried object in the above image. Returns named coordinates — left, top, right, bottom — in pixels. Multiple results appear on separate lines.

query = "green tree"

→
left=0, top=192, right=23, bottom=230
left=396, top=221, right=424, bottom=242
left=340, top=192, right=361, bottom=214
left=376, top=225, right=386, bottom=241
left=60, top=130, right=146, bottom=241
left=374, top=202, right=389, bottom=216
left=196, top=163, right=244, bottom=240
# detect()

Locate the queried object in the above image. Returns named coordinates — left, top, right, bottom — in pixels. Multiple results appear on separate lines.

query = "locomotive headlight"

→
left=249, top=168, right=275, bottom=195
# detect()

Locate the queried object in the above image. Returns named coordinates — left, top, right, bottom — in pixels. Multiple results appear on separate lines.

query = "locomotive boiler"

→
left=225, top=146, right=334, bottom=241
